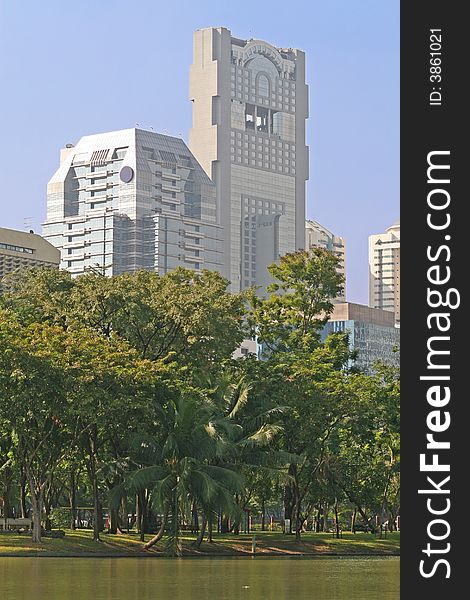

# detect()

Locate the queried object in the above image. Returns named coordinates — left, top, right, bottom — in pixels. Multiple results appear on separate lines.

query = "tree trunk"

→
left=120, top=496, right=129, bottom=534
left=322, top=504, right=328, bottom=532
left=171, top=486, right=182, bottom=556
left=44, top=508, right=52, bottom=530
left=1, top=468, right=13, bottom=520
left=334, top=497, right=340, bottom=539
left=289, top=464, right=303, bottom=541
left=340, top=486, right=376, bottom=533
left=390, top=508, right=400, bottom=531
left=261, top=499, right=266, bottom=531
left=351, top=508, right=357, bottom=533
left=88, top=428, right=101, bottom=542
left=43, top=484, right=52, bottom=531
left=136, top=495, right=141, bottom=534
left=294, top=498, right=302, bottom=542
left=220, top=514, right=230, bottom=533
left=194, top=516, right=207, bottom=548
left=91, top=477, right=101, bottom=541
left=207, top=513, right=213, bottom=543
left=27, top=476, right=43, bottom=544
left=283, top=466, right=295, bottom=534
left=380, top=461, right=393, bottom=531
left=143, top=510, right=167, bottom=550
left=356, top=504, right=374, bottom=533
left=19, top=475, right=27, bottom=519
left=293, top=475, right=302, bottom=542
left=2, top=485, right=10, bottom=523
left=138, top=493, right=145, bottom=542
left=315, top=507, right=322, bottom=532
left=191, top=503, right=199, bottom=534
left=137, top=491, right=149, bottom=542
left=31, top=496, right=42, bottom=543
left=69, top=470, right=77, bottom=530
left=108, top=507, right=118, bottom=534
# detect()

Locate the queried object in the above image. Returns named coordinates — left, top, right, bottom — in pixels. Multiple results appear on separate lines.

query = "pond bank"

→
left=0, top=530, right=400, bottom=558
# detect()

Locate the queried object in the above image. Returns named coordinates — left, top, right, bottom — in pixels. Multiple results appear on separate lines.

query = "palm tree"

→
left=111, top=389, right=243, bottom=556
left=203, top=373, right=295, bottom=535
left=110, top=371, right=294, bottom=554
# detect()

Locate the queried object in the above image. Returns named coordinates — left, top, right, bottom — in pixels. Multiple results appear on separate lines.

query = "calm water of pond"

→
left=1, top=556, right=399, bottom=600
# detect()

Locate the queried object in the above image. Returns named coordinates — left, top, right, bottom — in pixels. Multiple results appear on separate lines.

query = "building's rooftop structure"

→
left=329, top=302, right=396, bottom=328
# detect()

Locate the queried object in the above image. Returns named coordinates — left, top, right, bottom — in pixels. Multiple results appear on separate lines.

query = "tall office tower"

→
left=189, top=27, right=309, bottom=292
left=368, top=220, right=400, bottom=324
left=43, top=128, right=223, bottom=277
left=0, top=227, right=60, bottom=290
left=305, top=219, right=346, bottom=301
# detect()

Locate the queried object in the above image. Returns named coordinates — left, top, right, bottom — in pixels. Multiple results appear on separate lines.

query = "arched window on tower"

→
left=257, top=74, right=270, bottom=97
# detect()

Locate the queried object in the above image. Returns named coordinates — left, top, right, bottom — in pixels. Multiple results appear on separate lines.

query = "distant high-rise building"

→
left=305, top=219, right=346, bottom=301
left=368, top=220, right=400, bottom=324
left=189, top=27, right=309, bottom=292
left=321, top=302, right=400, bottom=373
left=43, top=128, right=223, bottom=277
left=0, top=227, right=60, bottom=289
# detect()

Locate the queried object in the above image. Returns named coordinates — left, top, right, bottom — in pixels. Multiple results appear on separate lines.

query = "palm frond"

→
left=239, top=424, right=283, bottom=447
left=227, top=380, right=251, bottom=419
left=123, top=465, right=167, bottom=493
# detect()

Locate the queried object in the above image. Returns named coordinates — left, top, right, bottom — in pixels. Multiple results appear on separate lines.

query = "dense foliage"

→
left=0, top=252, right=399, bottom=554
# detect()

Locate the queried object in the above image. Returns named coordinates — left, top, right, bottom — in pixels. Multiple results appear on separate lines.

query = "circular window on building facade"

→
left=120, top=166, right=134, bottom=183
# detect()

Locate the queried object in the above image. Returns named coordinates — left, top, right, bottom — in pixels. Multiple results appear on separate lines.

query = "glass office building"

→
left=321, top=302, right=400, bottom=373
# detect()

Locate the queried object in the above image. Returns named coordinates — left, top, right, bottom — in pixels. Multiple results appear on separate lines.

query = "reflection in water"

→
left=1, top=556, right=399, bottom=600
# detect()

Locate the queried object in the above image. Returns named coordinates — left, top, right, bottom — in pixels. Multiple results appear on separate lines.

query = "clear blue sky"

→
left=0, top=0, right=399, bottom=304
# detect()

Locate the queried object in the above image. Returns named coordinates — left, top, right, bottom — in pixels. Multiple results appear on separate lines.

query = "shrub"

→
left=49, top=507, right=72, bottom=529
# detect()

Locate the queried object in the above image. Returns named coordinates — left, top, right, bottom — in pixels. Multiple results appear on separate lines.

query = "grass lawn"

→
left=0, top=529, right=400, bottom=557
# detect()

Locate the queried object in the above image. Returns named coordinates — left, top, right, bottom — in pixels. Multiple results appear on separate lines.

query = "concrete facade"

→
left=306, top=219, right=346, bottom=301
left=0, top=227, right=60, bottom=288
left=369, top=220, right=400, bottom=324
left=43, top=128, right=223, bottom=277
left=189, top=27, right=308, bottom=292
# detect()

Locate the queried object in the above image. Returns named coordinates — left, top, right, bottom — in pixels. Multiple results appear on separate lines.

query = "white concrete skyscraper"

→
left=368, top=220, right=400, bottom=324
left=43, top=128, right=223, bottom=277
left=189, top=27, right=309, bottom=292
